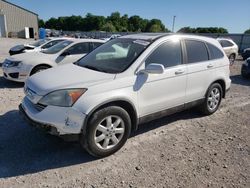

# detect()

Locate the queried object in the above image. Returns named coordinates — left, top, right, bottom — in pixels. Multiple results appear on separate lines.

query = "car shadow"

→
left=230, top=75, right=250, bottom=86
left=0, top=108, right=203, bottom=178
left=0, top=110, right=96, bottom=178
left=0, top=76, right=24, bottom=88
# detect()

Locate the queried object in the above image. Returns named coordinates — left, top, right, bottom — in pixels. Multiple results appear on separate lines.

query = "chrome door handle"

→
left=207, top=64, right=214, bottom=68
left=175, top=70, right=185, bottom=75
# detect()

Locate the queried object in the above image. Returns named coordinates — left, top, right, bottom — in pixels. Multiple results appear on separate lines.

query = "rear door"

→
left=184, top=39, right=215, bottom=103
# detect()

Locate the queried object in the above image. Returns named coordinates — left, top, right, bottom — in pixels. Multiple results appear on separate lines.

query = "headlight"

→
left=39, top=88, right=87, bottom=107
left=3, top=59, right=22, bottom=68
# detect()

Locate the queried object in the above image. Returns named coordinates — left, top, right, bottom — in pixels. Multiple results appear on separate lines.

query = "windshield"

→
left=30, top=39, right=50, bottom=47
left=77, top=38, right=150, bottom=73
left=42, top=40, right=73, bottom=54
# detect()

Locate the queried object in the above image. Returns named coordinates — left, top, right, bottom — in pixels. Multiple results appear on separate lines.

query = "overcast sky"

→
left=8, top=0, right=250, bottom=33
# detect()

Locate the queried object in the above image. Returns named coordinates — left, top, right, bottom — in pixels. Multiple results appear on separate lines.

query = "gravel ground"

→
left=0, top=38, right=249, bottom=188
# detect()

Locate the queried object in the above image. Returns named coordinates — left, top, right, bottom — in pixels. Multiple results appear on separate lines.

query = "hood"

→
left=7, top=52, right=55, bottom=65
left=26, top=63, right=116, bottom=96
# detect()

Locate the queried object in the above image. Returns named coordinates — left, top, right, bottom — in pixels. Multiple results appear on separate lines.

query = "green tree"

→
left=45, top=17, right=60, bottom=30
left=145, top=19, right=165, bottom=32
left=38, top=19, right=45, bottom=28
left=178, top=27, right=228, bottom=33
left=244, top=29, right=250, bottom=34
left=101, top=22, right=116, bottom=32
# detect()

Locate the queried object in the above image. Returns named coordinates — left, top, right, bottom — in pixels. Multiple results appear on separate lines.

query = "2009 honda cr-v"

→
left=19, top=33, right=231, bottom=157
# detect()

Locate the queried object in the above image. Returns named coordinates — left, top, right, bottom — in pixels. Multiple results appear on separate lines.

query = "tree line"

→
left=39, top=12, right=169, bottom=32
left=39, top=12, right=249, bottom=34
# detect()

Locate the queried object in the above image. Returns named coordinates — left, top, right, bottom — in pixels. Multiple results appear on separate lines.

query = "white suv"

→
left=19, top=34, right=231, bottom=157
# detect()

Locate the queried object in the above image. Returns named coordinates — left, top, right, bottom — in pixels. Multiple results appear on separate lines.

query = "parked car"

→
left=2, top=39, right=104, bottom=82
left=242, top=48, right=250, bottom=60
left=217, top=38, right=238, bottom=65
left=9, top=38, right=66, bottom=56
left=101, top=34, right=121, bottom=41
left=241, top=58, right=250, bottom=78
left=19, top=33, right=231, bottom=157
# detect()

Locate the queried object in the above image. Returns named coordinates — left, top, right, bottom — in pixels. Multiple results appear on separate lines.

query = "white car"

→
left=20, top=33, right=231, bottom=157
left=2, top=39, right=105, bottom=82
left=101, top=34, right=121, bottom=41
left=217, top=38, right=238, bottom=64
left=9, top=38, right=66, bottom=55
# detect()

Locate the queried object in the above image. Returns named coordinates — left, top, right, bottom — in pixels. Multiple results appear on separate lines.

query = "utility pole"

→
left=172, top=16, right=176, bottom=33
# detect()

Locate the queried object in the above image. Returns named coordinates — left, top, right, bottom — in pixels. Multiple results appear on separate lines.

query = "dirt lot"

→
left=0, top=38, right=249, bottom=188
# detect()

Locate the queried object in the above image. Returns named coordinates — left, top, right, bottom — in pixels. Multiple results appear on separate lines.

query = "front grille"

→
left=9, top=72, right=19, bottom=78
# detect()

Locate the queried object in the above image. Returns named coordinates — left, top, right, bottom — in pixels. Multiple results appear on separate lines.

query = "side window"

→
left=91, top=42, right=103, bottom=51
left=66, top=43, right=90, bottom=55
left=206, top=43, right=224, bottom=60
left=145, top=40, right=182, bottom=68
left=220, top=40, right=234, bottom=47
left=185, top=40, right=209, bottom=63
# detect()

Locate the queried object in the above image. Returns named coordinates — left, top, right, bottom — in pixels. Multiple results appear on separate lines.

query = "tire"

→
left=200, top=83, right=223, bottom=115
left=229, top=54, right=236, bottom=66
left=81, top=106, right=132, bottom=158
left=31, top=65, right=50, bottom=75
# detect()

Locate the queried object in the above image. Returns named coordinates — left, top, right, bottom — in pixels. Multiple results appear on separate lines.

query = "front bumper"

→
left=2, top=66, right=29, bottom=82
left=19, top=97, right=86, bottom=135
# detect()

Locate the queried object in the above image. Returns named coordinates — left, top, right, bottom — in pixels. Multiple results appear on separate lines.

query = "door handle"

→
left=175, top=70, right=185, bottom=75
left=207, top=64, right=214, bottom=68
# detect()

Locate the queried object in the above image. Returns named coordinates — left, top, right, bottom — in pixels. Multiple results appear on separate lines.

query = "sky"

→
left=7, top=0, right=250, bottom=33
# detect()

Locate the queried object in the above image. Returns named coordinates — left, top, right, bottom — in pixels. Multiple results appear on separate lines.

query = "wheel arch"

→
left=82, top=99, right=139, bottom=136
left=209, top=79, right=226, bottom=98
left=30, top=64, right=52, bottom=75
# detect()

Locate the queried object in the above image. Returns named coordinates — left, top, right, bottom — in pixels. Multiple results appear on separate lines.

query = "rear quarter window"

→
left=206, top=43, right=224, bottom=60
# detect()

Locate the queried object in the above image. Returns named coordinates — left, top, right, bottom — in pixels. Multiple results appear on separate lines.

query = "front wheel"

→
left=81, top=106, right=131, bottom=158
left=200, top=83, right=223, bottom=115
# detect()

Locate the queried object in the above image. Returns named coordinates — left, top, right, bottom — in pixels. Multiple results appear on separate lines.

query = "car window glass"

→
left=92, top=42, right=103, bottom=50
left=145, top=40, right=182, bottom=68
left=66, top=42, right=90, bottom=55
left=185, top=40, right=209, bottom=63
left=77, top=38, right=148, bottom=74
left=220, top=40, right=234, bottom=47
left=41, top=40, right=64, bottom=49
left=207, top=43, right=224, bottom=59
left=42, top=40, right=73, bottom=54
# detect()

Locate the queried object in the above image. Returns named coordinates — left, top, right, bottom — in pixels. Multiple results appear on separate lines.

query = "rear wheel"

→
left=200, top=83, right=222, bottom=115
left=31, top=65, right=50, bottom=75
left=81, top=106, right=131, bottom=158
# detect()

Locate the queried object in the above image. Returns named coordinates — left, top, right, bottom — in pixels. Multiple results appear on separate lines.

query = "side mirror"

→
left=140, top=63, right=164, bottom=74
left=60, top=51, right=70, bottom=56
